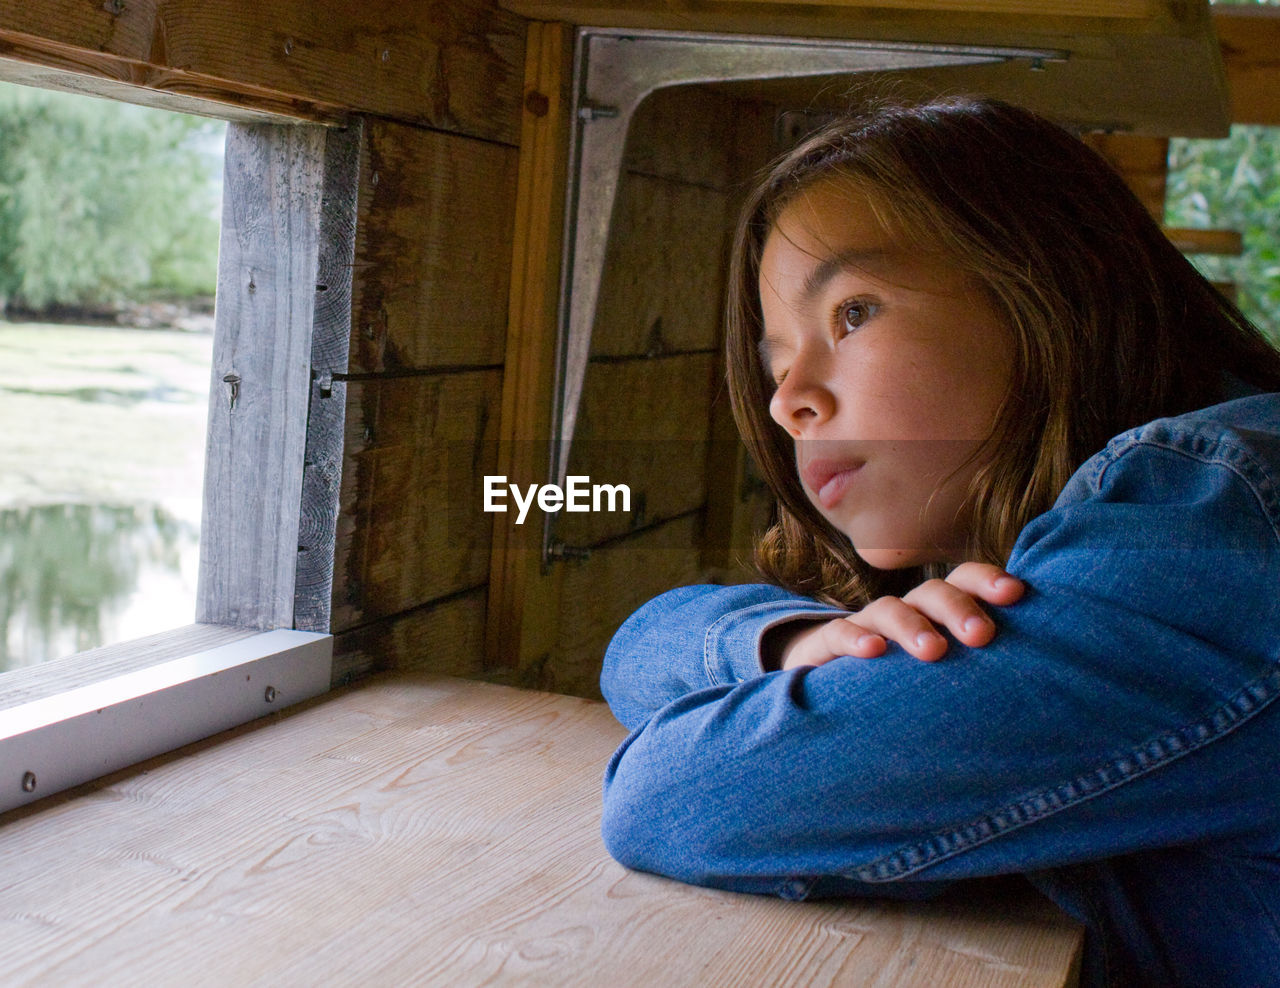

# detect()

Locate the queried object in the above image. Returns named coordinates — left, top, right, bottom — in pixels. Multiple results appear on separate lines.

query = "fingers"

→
left=778, top=565, right=1025, bottom=670
left=853, top=595, right=951, bottom=661
left=867, top=565, right=1024, bottom=659
left=945, top=562, right=1025, bottom=605
left=779, top=617, right=886, bottom=670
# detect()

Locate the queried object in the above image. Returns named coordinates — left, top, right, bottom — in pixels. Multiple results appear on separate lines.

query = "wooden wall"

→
left=525, top=89, right=776, bottom=696
left=3, top=1, right=1251, bottom=702
left=0, top=1, right=775, bottom=698
left=0, top=1, right=526, bottom=685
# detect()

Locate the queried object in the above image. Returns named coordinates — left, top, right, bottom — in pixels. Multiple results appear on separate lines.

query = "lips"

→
left=801, top=457, right=864, bottom=510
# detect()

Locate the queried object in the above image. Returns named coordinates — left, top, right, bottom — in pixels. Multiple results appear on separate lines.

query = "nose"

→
left=768, top=349, right=835, bottom=438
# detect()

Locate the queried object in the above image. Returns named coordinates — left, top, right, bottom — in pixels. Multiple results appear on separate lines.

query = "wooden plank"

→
left=197, top=122, right=326, bottom=630
left=499, top=0, right=1190, bottom=35
left=294, top=122, right=362, bottom=634
left=703, top=0, right=1161, bottom=17
left=1215, top=6, right=1280, bottom=126
left=332, top=371, right=502, bottom=633
left=701, top=394, right=776, bottom=581
left=0, top=672, right=1084, bottom=985
left=592, top=174, right=731, bottom=358
left=555, top=355, right=715, bottom=549
left=348, top=120, right=518, bottom=374
left=548, top=513, right=709, bottom=697
left=499, top=1, right=1228, bottom=138
left=331, top=587, right=487, bottom=686
left=0, top=46, right=345, bottom=125
left=0, top=1, right=525, bottom=142
left=485, top=21, right=575, bottom=678
left=1163, top=227, right=1243, bottom=257
left=625, top=87, right=741, bottom=189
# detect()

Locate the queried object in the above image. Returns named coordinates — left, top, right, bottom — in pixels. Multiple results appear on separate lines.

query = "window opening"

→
left=0, top=80, right=226, bottom=672
left=1166, top=124, right=1280, bottom=344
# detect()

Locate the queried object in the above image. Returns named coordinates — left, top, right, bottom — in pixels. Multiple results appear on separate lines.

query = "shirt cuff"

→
left=703, top=599, right=848, bottom=684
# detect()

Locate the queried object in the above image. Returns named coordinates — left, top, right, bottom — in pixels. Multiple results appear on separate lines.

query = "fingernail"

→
left=915, top=632, right=939, bottom=649
left=994, top=575, right=1019, bottom=590
left=856, top=634, right=880, bottom=650
left=963, top=616, right=988, bottom=634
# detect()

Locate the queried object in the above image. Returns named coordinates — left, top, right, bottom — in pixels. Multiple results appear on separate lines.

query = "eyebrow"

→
left=800, top=246, right=895, bottom=303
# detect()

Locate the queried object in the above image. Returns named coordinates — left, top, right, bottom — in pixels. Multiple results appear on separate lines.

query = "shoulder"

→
left=1047, top=392, right=1280, bottom=550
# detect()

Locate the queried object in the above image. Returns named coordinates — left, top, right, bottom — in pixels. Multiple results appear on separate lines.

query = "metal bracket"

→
left=543, top=26, right=1064, bottom=563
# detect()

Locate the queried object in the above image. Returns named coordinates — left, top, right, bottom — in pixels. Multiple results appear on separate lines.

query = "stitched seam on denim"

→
left=774, top=877, right=817, bottom=900
left=703, top=609, right=736, bottom=686
left=849, top=665, right=1280, bottom=883
left=1098, top=435, right=1280, bottom=550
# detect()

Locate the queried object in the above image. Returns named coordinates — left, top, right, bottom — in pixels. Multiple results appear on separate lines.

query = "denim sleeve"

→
left=600, top=431, right=1280, bottom=898
left=600, top=584, right=847, bottom=730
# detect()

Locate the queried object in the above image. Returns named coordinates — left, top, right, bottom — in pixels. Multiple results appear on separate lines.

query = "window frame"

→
left=0, top=68, right=361, bottom=815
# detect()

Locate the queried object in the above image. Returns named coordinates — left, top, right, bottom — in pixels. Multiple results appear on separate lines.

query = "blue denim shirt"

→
left=600, top=393, right=1280, bottom=987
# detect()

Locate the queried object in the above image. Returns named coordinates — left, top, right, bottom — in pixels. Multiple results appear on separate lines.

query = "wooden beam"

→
left=499, top=0, right=1186, bottom=31
left=0, top=40, right=347, bottom=124
left=484, top=21, right=575, bottom=680
left=197, top=122, right=327, bottom=630
left=498, top=0, right=1228, bottom=138
left=703, top=0, right=1162, bottom=18
left=0, top=0, right=525, bottom=141
left=1215, top=6, right=1280, bottom=126
left=294, top=122, right=363, bottom=634
left=1163, top=227, right=1244, bottom=257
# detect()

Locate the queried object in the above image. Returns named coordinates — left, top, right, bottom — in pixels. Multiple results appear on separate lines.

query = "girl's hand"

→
left=774, top=563, right=1025, bottom=670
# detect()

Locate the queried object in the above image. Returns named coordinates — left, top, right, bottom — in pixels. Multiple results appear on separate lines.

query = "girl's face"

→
left=759, top=177, right=1014, bottom=570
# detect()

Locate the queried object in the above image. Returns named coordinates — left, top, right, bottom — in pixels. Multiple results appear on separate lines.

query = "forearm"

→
left=600, top=582, right=844, bottom=730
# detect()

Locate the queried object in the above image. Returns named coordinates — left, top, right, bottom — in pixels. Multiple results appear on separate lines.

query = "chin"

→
left=848, top=535, right=957, bottom=571
left=854, top=546, right=929, bottom=571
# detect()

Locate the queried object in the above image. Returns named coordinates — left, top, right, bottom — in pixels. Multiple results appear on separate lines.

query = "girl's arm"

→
left=601, top=426, right=1280, bottom=892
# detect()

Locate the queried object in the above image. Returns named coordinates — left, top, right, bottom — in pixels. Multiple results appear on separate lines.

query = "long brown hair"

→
left=726, top=96, right=1280, bottom=607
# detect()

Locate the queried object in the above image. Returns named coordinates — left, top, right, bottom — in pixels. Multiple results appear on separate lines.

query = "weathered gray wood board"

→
left=197, top=122, right=326, bottom=630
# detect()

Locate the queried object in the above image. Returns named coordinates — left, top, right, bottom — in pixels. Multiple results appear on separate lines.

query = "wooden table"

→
left=0, top=673, right=1082, bottom=986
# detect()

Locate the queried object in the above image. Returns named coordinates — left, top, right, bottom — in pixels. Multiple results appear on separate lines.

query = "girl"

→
left=599, top=97, right=1280, bottom=987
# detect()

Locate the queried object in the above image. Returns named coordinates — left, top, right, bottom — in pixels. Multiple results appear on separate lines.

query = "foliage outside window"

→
left=0, top=82, right=224, bottom=671
left=1166, top=126, right=1280, bottom=344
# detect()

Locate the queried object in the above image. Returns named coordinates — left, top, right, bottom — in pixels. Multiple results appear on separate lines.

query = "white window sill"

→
left=0, top=627, right=331, bottom=813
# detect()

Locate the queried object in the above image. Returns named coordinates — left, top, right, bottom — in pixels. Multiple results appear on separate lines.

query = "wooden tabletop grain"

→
left=0, top=673, right=1082, bottom=986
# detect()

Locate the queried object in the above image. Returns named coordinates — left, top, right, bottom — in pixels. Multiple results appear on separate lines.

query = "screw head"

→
left=21, top=771, right=36, bottom=793
left=264, top=686, right=278, bottom=703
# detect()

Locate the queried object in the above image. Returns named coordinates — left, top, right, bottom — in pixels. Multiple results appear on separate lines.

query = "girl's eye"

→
left=835, top=298, right=878, bottom=335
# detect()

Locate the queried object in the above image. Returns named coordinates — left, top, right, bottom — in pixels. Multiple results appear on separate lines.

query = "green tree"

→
left=1166, top=126, right=1280, bottom=342
left=0, top=81, right=224, bottom=312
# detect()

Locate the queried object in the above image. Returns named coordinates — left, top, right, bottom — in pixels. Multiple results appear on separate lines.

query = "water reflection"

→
left=0, top=503, right=197, bottom=672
